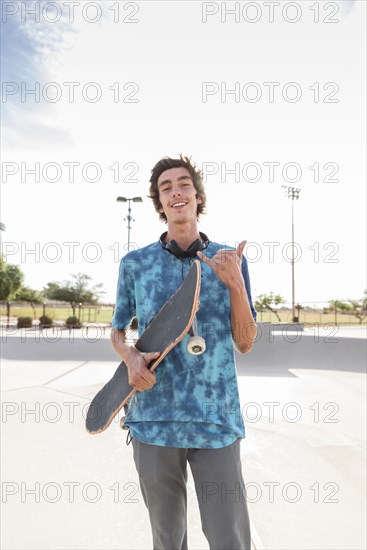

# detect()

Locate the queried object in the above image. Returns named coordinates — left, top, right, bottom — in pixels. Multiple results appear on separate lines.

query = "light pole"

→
left=116, top=196, right=143, bottom=250
left=281, top=185, right=301, bottom=323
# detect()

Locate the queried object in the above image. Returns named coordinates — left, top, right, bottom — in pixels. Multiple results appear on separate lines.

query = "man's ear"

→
left=196, top=195, right=202, bottom=204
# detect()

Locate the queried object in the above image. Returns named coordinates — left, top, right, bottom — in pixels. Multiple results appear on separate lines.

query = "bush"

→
left=65, top=316, right=81, bottom=329
left=17, top=316, right=33, bottom=328
left=39, top=315, right=53, bottom=328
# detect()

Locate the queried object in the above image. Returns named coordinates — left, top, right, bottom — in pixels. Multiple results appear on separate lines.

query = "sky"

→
left=1, top=0, right=365, bottom=307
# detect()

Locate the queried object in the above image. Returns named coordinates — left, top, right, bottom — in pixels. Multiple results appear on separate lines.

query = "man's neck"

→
left=165, top=222, right=202, bottom=250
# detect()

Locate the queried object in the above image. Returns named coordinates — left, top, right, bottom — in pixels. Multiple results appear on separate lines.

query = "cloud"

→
left=1, top=2, right=79, bottom=150
left=1, top=2, right=77, bottom=81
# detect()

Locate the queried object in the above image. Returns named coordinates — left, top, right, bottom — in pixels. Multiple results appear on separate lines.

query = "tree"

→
left=14, top=286, right=43, bottom=319
left=254, top=292, right=286, bottom=322
left=15, top=286, right=43, bottom=303
left=348, top=292, right=367, bottom=324
left=328, top=299, right=352, bottom=314
left=328, top=296, right=367, bottom=325
left=328, top=300, right=350, bottom=325
left=0, top=256, right=24, bottom=301
left=43, top=273, right=105, bottom=315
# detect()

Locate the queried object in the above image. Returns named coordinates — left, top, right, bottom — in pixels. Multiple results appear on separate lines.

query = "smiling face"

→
left=157, top=167, right=202, bottom=225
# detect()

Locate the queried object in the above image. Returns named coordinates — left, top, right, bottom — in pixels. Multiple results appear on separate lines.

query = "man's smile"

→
left=171, top=200, right=187, bottom=209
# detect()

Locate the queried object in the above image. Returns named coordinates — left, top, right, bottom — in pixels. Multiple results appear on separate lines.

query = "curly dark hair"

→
left=149, top=155, right=207, bottom=223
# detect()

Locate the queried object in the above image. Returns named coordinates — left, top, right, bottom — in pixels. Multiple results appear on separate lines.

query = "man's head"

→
left=149, top=155, right=207, bottom=223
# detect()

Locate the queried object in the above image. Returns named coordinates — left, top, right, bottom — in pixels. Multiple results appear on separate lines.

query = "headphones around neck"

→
left=159, top=232, right=209, bottom=259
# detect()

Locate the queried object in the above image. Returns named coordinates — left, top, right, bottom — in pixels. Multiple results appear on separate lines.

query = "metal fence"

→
left=1, top=300, right=365, bottom=327
left=0, top=302, right=115, bottom=326
left=256, top=301, right=366, bottom=325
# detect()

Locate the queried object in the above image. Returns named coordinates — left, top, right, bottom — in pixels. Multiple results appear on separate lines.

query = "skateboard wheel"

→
left=187, top=335, right=206, bottom=355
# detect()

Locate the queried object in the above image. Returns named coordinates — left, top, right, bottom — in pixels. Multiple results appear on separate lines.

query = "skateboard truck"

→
left=187, top=315, right=206, bottom=355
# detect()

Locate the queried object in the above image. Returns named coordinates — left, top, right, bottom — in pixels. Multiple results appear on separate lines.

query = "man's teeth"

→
left=173, top=202, right=186, bottom=208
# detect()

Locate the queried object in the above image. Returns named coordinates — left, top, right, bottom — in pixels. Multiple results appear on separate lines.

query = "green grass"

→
left=1, top=304, right=365, bottom=327
left=0, top=304, right=114, bottom=324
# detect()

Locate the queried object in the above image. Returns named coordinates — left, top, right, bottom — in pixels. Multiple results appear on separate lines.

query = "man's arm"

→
left=110, top=328, right=159, bottom=391
left=197, top=240, right=257, bottom=354
left=228, top=277, right=257, bottom=354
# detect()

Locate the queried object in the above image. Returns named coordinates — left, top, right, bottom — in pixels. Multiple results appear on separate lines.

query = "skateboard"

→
left=86, top=260, right=205, bottom=434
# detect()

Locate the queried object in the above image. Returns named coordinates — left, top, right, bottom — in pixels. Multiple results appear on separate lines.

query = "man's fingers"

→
left=197, top=250, right=216, bottom=269
left=142, top=351, right=160, bottom=366
left=142, top=353, right=159, bottom=379
left=133, top=367, right=156, bottom=391
left=236, top=240, right=247, bottom=259
left=129, top=351, right=159, bottom=391
left=196, top=250, right=207, bottom=262
left=131, top=378, right=154, bottom=391
left=198, top=242, right=247, bottom=269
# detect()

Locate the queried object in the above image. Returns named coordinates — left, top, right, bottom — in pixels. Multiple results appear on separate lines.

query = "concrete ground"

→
left=1, top=325, right=366, bottom=550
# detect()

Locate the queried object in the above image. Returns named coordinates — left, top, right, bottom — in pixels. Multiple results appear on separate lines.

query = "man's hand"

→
left=197, top=240, right=256, bottom=353
left=125, top=348, right=160, bottom=392
left=197, top=240, right=247, bottom=289
left=110, top=328, right=160, bottom=391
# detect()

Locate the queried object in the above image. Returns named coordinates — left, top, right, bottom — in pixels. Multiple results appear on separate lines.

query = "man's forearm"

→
left=110, top=328, right=140, bottom=363
left=229, top=281, right=257, bottom=354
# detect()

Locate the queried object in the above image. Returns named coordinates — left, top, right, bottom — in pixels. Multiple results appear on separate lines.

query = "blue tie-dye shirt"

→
left=112, top=240, right=257, bottom=448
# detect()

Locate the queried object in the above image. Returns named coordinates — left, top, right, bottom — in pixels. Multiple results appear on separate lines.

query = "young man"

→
left=111, top=155, right=257, bottom=550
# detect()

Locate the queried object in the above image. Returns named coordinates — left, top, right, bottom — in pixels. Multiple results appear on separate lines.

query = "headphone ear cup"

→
left=168, top=240, right=185, bottom=259
left=186, top=239, right=202, bottom=256
left=159, top=233, right=185, bottom=258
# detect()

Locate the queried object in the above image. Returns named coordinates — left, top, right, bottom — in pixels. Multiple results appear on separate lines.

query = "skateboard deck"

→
left=86, top=260, right=202, bottom=434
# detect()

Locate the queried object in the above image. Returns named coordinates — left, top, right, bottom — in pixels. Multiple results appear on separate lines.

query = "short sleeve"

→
left=241, top=256, right=257, bottom=322
left=111, top=258, right=136, bottom=329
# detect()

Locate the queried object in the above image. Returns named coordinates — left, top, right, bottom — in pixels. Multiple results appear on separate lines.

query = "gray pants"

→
left=131, top=438, right=251, bottom=550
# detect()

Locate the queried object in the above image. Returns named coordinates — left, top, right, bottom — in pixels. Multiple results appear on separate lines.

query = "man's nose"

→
left=171, top=184, right=182, bottom=196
